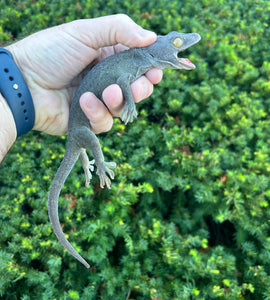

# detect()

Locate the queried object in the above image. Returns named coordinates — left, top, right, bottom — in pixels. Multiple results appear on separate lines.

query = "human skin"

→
left=0, top=14, right=163, bottom=163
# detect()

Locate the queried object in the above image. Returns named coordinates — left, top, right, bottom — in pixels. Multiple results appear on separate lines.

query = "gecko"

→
left=48, top=31, right=201, bottom=268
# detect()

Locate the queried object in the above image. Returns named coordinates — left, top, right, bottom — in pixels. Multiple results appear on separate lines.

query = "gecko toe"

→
left=97, top=161, right=117, bottom=189
left=84, top=159, right=95, bottom=187
left=89, top=159, right=95, bottom=172
left=120, top=106, right=137, bottom=125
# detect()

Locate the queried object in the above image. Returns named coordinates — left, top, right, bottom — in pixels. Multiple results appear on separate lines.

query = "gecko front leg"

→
left=117, top=74, right=138, bottom=124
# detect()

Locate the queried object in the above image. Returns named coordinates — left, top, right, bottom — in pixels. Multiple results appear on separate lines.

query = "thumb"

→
left=68, top=14, right=157, bottom=49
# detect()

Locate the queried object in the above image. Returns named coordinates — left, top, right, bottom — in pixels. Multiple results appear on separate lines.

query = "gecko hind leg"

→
left=79, top=150, right=95, bottom=187
left=73, top=127, right=116, bottom=189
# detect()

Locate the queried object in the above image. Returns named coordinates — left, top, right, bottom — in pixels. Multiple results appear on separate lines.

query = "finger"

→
left=102, top=77, right=153, bottom=117
left=70, top=14, right=157, bottom=49
left=102, top=67, right=163, bottom=117
left=131, top=76, right=154, bottom=104
left=79, top=92, right=113, bottom=134
left=102, top=85, right=123, bottom=117
left=145, top=68, right=163, bottom=85
left=131, top=68, right=163, bottom=103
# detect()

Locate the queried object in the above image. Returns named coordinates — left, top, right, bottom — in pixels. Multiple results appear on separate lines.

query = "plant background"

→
left=1, top=0, right=270, bottom=299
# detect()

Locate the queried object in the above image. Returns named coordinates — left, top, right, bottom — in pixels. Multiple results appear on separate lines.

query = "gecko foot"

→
left=96, top=161, right=117, bottom=189
left=120, top=104, right=138, bottom=125
left=84, top=159, right=95, bottom=187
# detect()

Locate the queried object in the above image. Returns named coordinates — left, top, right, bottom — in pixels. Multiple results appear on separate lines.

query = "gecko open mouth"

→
left=178, top=57, right=196, bottom=69
left=176, top=55, right=196, bottom=70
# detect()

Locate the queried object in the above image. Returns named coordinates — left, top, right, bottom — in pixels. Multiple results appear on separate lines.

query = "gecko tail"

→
left=48, top=140, right=90, bottom=269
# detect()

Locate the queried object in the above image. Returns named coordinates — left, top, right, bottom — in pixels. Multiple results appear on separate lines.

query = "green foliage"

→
left=1, top=0, right=270, bottom=298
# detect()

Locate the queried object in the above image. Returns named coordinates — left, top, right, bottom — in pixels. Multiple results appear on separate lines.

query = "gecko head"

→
left=147, top=31, right=201, bottom=70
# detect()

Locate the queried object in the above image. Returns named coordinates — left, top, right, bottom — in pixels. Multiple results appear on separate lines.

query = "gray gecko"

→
left=48, top=31, right=201, bottom=268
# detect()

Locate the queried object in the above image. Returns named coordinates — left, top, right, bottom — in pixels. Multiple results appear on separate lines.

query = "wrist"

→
left=0, top=93, right=17, bottom=163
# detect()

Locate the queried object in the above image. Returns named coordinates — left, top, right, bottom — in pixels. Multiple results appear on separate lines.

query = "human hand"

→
left=7, top=14, right=163, bottom=135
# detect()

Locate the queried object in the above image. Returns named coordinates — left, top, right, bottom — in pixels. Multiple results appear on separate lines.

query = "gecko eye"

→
left=173, top=37, right=183, bottom=48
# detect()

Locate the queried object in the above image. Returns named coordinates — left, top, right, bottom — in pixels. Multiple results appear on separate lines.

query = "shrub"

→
left=1, top=0, right=270, bottom=299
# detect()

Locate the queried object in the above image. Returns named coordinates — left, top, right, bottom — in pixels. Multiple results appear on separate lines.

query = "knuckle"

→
left=115, top=13, right=131, bottom=22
